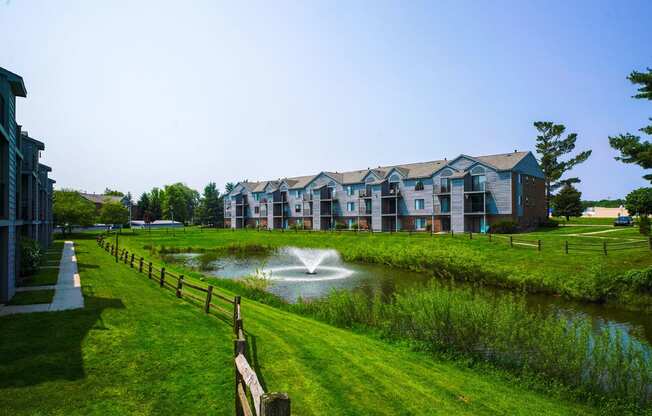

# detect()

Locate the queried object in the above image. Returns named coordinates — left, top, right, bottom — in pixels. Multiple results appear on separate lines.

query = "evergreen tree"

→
left=225, top=182, right=235, bottom=194
left=149, top=187, right=163, bottom=220
left=609, top=68, right=652, bottom=183
left=624, top=187, right=652, bottom=235
left=200, top=182, right=223, bottom=226
left=136, top=192, right=150, bottom=220
left=552, top=184, right=583, bottom=221
left=534, top=121, right=592, bottom=214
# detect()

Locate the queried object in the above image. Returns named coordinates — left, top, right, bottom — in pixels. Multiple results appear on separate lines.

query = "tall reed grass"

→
left=292, top=282, right=652, bottom=407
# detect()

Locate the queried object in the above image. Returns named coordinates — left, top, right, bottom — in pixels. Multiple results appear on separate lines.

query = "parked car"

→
left=613, top=216, right=633, bottom=226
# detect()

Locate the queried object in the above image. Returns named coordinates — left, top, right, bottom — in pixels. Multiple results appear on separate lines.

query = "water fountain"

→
left=260, top=247, right=355, bottom=282
left=287, top=247, right=338, bottom=274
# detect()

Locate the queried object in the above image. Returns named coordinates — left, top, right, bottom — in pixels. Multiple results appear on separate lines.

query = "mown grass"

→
left=8, top=289, right=55, bottom=305
left=119, top=227, right=652, bottom=309
left=0, top=235, right=599, bottom=415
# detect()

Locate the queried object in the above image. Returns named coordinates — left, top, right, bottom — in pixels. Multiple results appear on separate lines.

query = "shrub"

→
left=20, top=238, right=42, bottom=276
left=538, top=218, right=559, bottom=228
left=335, top=221, right=347, bottom=230
left=489, top=220, right=518, bottom=234
left=351, top=223, right=359, bottom=231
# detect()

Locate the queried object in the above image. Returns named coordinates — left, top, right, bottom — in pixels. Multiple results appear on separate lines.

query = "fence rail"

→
left=96, top=235, right=291, bottom=416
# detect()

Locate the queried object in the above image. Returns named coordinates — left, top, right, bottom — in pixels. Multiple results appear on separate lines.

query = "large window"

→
left=414, top=199, right=425, bottom=210
left=440, top=178, right=450, bottom=193
left=471, top=175, right=486, bottom=191
left=440, top=196, right=450, bottom=213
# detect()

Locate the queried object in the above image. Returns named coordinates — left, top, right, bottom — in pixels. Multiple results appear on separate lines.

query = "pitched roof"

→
left=79, top=193, right=123, bottom=204
left=0, top=67, right=27, bottom=97
left=230, top=151, right=534, bottom=193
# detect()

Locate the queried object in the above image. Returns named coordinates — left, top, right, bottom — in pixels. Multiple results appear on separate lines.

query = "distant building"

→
left=0, top=67, right=55, bottom=303
left=130, top=220, right=183, bottom=229
left=583, top=206, right=629, bottom=218
left=79, top=193, right=124, bottom=212
left=224, top=151, right=546, bottom=232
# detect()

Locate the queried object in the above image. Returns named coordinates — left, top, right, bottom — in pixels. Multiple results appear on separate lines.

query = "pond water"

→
left=169, top=246, right=652, bottom=347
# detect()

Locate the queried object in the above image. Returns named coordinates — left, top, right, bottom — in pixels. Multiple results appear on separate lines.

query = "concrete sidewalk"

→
left=0, top=241, right=84, bottom=316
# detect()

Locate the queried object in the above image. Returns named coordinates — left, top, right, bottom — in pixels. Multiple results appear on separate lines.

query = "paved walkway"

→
left=0, top=241, right=84, bottom=316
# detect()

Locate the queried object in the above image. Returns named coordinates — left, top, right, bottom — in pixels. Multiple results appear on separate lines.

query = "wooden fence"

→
left=96, top=235, right=291, bottom=416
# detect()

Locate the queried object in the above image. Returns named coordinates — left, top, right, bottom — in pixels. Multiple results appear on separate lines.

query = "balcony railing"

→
left=358, top=189, right=372, bottom=198
left=303, top=209, right=312, bottom=216
left=319, top=188, right=335, bottom=200
left=381, top=183, right=401, bottom=197
left=302, top=193, right=313, bottom=201
left=434, top=186, right=451, bottom=194
left=273, top=192, right=288, bottom=203
left=359, top=205, right=372, bottom=215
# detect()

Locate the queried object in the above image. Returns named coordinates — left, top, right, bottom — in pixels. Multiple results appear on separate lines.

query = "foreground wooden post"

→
left=509, top=236, right=513, bottom=248
left=148, top=262, right=153, bottom=279
left=261, top=393, right=291, bottom=416
left=649, top=237, right=651, bottom=250
left=603, top=241, right=608, bottom=256
left=233, top=295, right=241, bottom=334
left=176, top=276, right=184, bottom=298
left=537, top=240, right=541, bottom=251
left=160, top=267, right=166, bottom=287
left=469, top=232, right=472, bottom=240
left=234, top=338, right=247, bottom=416
left=130, top=253, right=135, bottom=268
left=488, top=233, right=492, bottom=242
left=564, top=240, right=569, bottom=254
left=124, top=251, right=129, bottom=264
left=204, top=285, right=214, bottom=313
left=139, top=257, right=144, bottom=273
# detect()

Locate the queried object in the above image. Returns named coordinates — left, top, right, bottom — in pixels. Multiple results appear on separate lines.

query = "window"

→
left=254, top=206, right=259, bottom=214
left=414, top=199, right=425, bottom=210
left=440, top=196, right=450, bottom=213
left=440, top=178, right=450, bottom=193
left=295, top=204, right=301, bottom=213
left=415, top=218, right=426, bottom=230
left=348, top=218, right=355, bottom=229
left=415, top=180, right=424, bottom=191
left=346, top=186, right=354, bottom=196
left=471, top=175, right=486, bottom=191
left=347, top=202, right=355, bottom=212
left=253, top=193, right=260, bottom=201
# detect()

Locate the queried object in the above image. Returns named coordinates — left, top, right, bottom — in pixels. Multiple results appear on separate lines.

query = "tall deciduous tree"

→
left=162, top=183, right=199, bottom=224
left=53, top=190, right=97, bottom=235
left=552, top=184, right=583, bottom=221
left=99, top=200, right=129, bottom=228
left=609, top=68, right=652, bottom=182
left=103, top=188, right=124, bottom=197
left=534, top=121, right=592, bottom=214
left=149, top=187, right=163, bottom=220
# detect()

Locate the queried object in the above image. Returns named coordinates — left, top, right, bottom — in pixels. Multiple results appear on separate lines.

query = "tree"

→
left=103, top=188, right=124, bottom=197
left=149, top=187, right=163, bottom=220
left=53, top=190, right=97, bottom=235
left=99, top=200, right=129, bottom=228
left=534, top=121, right=592, bottom=214
left=552, top=184, right=583, bottom=221
left=609, top=68, right=652, bottom=183
left=136, top=192, right=150, bottom=220
left=162, top=183, right=200, bottom=224
left=624, top=187, right=652, bottom=235
left=225, top=182, right=235, bottom=194
left=199, top=182, right=223, bottom=226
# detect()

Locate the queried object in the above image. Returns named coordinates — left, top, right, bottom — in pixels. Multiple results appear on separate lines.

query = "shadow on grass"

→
left=0, top=295, right=124, bottom=388
left=247, top=333, right=268, bottom=392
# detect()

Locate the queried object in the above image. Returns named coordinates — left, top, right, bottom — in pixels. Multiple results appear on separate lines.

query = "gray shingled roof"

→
left=232, top=151, right=532, bottom=194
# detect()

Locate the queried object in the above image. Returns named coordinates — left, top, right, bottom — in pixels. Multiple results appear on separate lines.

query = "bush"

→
left=639, top=216, right=650, bottom=236
left=351, top=223, right=359, bottom=231
left=335, top=221, right=347, bottom=230
left=20, top=238, right=42, bottom=276
left=538, top=218, right=559, bottom=228
left=489, top=220, right=518, bottom=234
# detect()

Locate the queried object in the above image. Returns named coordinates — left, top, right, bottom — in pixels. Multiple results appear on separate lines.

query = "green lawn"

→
left=116, top=227, right=652, bottom=308
left=8, top=289, right=55, bottom=305
left=0, top=235, right=596, bottom=415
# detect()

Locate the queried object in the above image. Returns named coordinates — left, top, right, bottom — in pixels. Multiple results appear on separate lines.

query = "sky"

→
left=1, top=0, right=650, bottom=200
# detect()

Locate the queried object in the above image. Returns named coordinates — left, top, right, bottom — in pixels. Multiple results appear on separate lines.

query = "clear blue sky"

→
left=1, top=0, right=650, bottom=200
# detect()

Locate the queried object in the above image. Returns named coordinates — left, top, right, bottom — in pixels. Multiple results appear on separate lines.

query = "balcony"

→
left=358, top=188, right=372, bottom=198
left=303, top=208, right=312, bottom=216
left=464, top=194, right=485, bottom=214
left=302, top=193, right=313, bottom=201
left=273, top=192, right=288, bottom=203
left=359, top=205, right=372, bottom=215
left=235, top=195, right=248, bottom=205
left=381, top=183, right=401, bottom=197
left=464, top=176, right=487, bottom=193
left=433, top=185, right=451, bottom=194
left=319, top=188, right=336, bottom=200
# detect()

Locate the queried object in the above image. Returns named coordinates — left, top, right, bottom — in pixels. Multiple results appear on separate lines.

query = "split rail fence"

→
left=96, top=235, right=291, bottom=416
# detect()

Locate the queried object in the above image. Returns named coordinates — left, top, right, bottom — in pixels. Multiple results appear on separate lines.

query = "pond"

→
left=169, top=246, right=652, bottom=348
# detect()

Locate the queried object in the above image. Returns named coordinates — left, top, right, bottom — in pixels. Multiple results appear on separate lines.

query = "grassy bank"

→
left=119, top=228, right=652, bottom=308
left=0, top=235, right=598, bottom=415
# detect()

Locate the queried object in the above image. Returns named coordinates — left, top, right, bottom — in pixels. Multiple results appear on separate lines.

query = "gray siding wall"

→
left=451, top=178, right=464, bottom=232
left=0, top=80, right=17, bottom=302
left=485, top=170, right=512, bottom=215
left=449, top=157, right=474, bottom=171
left=371, top=185, right=382, bottom=231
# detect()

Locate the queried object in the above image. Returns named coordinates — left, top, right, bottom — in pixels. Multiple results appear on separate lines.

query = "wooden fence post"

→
left=234, top=337, right=247, bottom=416
left=124, top=251, right=129, bottom=264
left=130, top=253, right=135, bottom=268
left=649, top=237, right=652, bottom=250
left=603, top=241, right=608, bottom=256
left=488, top=233, right=492, bottom=242
left=537, top=240, right=541, bottom=252
left=564, top=240, right=569, bottom=254
left=261, top=393, right=291, bottom=416
left=204, top=285, right=214, bottom=313
left=148, top=262, right=153, bottom=279
left=160, top=267, right=165, bottom=287
left=233, top=295, right=241, bottom=334
left=469, top=232, right=472, bottom=240
left=509, top=236, right=513, bottom=248
left=139, top=257, right=144, bottom=273
left=176, top=276, right=184, bottom=298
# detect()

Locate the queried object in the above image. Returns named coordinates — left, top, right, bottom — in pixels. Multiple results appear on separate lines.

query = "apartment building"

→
left=224, top=151, right=546, bottom=233
left=0, top=67, right=55, bottom=303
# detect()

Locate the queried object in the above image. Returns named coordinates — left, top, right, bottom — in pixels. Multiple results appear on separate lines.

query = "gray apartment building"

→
left=1, top=67, right=55, bottom=303
left=224, top=151, right=546, bottom=233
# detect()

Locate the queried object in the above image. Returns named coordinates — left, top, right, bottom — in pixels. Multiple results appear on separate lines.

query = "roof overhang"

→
left=0, top=67, right=27, bottom=97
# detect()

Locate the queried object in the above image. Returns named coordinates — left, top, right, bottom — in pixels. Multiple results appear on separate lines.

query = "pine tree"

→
left=553, top=184, right=583, bottom=221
